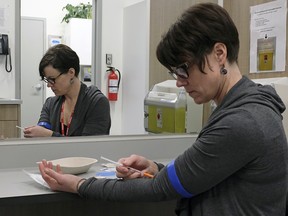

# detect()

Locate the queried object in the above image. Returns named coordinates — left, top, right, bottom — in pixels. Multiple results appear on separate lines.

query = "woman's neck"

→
left=64, top=78, right=81, bottom=105
left=214, top=63, right=242, bottom=105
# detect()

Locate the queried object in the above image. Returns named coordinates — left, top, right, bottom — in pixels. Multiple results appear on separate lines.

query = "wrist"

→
left=148, top=160, right=159, bottom=175
left=153, top=161, right=164, bottom=172
left=48, top=130, right=53, bottom=137
left=76, top=178, right=86, bottom=194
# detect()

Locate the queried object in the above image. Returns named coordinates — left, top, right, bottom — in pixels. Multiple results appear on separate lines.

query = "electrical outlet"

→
left=106, top=54, right=112, bottom=65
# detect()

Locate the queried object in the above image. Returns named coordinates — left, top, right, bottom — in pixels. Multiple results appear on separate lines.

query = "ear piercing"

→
left=220, top=66, right=227, bottom=75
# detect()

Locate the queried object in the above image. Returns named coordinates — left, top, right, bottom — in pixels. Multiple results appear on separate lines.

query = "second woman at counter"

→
left=23, top=44, right=111, bottom=137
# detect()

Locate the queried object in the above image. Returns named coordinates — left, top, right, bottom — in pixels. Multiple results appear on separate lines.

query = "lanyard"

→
left=60, top=101, right=74, bottom=136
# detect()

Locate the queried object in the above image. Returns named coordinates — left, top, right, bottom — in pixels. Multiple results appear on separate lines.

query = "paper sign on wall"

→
left=250, top=0, right=287, bottom=73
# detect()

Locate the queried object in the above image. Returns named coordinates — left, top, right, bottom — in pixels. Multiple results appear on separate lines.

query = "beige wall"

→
left=224, top=0, right=288, bottom=80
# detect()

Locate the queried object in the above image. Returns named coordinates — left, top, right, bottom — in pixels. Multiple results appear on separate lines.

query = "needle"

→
left=100, top=156, right=154, bottom=178
left=16, top=125, right=25, bottom=130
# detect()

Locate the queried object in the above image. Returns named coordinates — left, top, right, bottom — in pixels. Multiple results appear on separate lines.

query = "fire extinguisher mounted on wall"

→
left=106, top=66, right=121, bottom=101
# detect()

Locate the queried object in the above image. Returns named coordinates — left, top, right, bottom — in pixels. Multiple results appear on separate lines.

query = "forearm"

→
left=78, top=169, right=180, bottom=201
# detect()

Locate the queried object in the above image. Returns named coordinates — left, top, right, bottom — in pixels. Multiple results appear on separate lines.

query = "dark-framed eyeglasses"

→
left=168, top=62, right=189, bottom=80
left=42, top=73, right=64, bottom=84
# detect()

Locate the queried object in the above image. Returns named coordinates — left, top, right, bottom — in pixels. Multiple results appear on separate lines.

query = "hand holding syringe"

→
left=100, top=156, right=154, bottom=178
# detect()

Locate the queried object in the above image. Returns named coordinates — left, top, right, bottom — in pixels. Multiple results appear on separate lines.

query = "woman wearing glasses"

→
left=23, top=44, right=111, bottom=137
left=39, top=3, right=287, bottom=215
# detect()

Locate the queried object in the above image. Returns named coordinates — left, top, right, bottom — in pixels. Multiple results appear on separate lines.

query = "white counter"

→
left=0, top=98, right=22, bottom=104
left=0, top=134, right=196, bottom=169
left=0, top=134, right=196, bottom=216
left=0, top=165, right=98, bottom=199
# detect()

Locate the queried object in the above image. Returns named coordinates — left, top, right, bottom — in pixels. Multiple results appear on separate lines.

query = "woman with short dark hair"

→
left=23, top=44, right=111, bottom=137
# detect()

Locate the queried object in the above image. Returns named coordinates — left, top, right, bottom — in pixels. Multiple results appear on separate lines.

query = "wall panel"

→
left=224, top=0, right=288, bottom=79
left=149, top=0, right=218, bottom=88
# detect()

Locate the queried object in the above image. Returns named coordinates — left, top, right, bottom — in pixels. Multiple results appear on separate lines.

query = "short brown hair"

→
left=156, top=3, right=239, bottom=72
left=39, top=44, right=80, bottom=79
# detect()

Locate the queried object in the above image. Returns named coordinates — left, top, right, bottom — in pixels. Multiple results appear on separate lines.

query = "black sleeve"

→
left=38, top=97, right=63, bottom=137
left=82, top=95, right=111, bottom=135
left=173, top=111, right=264, bottom=195
left=78, top=111, right=263, bottom=202
left=52, top=131, right=62, bottom=137
left=78, top=170, right=181, bottom=202
left=154, top=161, right=165, bottom=171
left=38, top=97, right=53, bottom=124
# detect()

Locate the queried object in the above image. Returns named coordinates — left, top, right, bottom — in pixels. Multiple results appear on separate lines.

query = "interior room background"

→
left=0, top=0, right=287, bottom=137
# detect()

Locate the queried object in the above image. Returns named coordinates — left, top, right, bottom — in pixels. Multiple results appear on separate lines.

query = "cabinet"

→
left=64, top=18, right=92, bottom=84
left=0, top=104, right=20, bottom=138
left=64, top=18, right=92, bottom=66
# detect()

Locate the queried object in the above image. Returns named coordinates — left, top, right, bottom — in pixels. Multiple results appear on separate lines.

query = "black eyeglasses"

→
left=168, top=62, right=189, bottom=80
left=43, top=73, right=64, bottom=84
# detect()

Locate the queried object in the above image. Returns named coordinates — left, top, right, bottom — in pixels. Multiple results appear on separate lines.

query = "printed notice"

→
left=250, top=0, right=287, bottom=73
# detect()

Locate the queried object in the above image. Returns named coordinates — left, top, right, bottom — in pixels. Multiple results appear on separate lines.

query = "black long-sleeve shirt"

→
left=38, top=82, right=111, bottom=136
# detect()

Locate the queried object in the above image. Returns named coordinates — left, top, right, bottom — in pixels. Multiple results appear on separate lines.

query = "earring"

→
left=220, top=66, right=227, bottom=75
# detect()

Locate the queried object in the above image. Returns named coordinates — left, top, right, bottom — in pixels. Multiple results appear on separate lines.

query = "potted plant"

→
left=61, top=2, right=92, bottom=23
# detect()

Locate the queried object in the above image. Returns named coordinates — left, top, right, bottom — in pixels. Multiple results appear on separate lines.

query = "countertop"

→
left=0, top=159, right=170, bottom=199
left=0, top=98, right=22, bottom=104
left=0, top=165, right=98, bottom=199
left=0, top=135, right=189, bottom=216
left=0, top=161, right=177, bottom=216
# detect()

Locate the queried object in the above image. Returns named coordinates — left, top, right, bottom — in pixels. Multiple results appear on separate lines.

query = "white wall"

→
left=121, top=1, right=148, bottom=135
left=124, top=0, right=144, bottom=7
left=21, top=0, right=90, bottom=39
left=99, top=0, right=147, bottom=135
left=21, top=0, right=91, bottom=98
left=0, top=0, right=16, bottom=98
left=99, top=0, right=124, bottom=135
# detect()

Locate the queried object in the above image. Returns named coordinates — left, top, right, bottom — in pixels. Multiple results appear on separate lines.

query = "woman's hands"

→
left=116, top=154, right=159, bottom=179
left=24, top=126, right=53, bottom=138
left=38, top=160, right=83, bottom=193
left=38, top=154, right=158, bottom=193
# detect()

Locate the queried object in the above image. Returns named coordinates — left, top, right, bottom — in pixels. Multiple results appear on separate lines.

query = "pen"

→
left=16, top=125, right=25, bottom=130
left=100, top=156, right=154, bottom=178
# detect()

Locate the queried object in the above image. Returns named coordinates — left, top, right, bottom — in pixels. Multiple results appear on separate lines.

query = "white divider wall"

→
left=0, top=134, right=196, bottom=169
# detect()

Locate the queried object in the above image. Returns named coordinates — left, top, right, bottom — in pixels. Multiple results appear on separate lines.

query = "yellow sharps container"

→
left=144, top=89, right=186, bottom=134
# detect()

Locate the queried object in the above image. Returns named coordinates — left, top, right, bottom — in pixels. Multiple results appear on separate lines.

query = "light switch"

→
left=106, top=54, right=112, bottom=65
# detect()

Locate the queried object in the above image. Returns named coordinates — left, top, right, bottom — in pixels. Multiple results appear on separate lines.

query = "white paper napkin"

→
left=23, top=169, right=50, bottom=189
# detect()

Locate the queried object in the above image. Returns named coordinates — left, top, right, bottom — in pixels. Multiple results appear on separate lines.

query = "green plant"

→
left=61, top=2, right=92, bottom=23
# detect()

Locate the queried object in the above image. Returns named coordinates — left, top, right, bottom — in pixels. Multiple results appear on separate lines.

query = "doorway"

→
left=20, top=17, right=46, bottom=131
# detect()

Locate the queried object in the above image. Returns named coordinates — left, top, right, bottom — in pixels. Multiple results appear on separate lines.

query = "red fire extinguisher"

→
left=107, top=66, right=121, bottom=101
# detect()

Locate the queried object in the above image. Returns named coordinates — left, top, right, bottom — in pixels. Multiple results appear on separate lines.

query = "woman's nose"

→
left=176, top=78, right=188, bottom=88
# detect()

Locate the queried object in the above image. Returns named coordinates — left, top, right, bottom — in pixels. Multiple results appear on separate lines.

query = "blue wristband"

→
left=37, top=121, right=52, bottom=130
left=167, top=160, right=193, bottom=198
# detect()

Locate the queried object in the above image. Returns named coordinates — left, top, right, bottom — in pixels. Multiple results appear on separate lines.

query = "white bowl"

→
left=38, top=157, right=98, bottom=175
